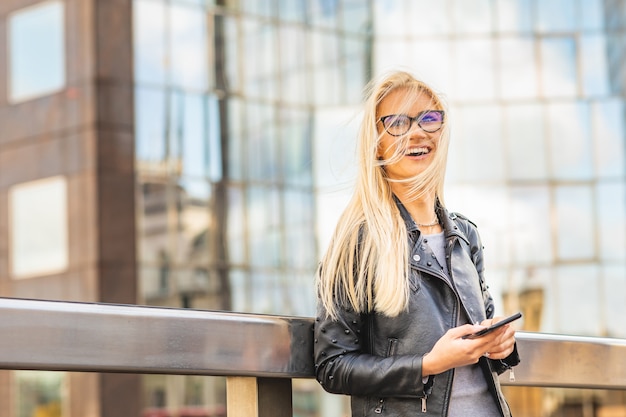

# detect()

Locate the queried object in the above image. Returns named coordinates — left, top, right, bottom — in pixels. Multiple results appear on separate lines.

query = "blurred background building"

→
left=0, top=0, right=625, bottom=416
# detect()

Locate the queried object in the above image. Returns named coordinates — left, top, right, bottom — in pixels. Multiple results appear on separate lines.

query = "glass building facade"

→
left=0, top=0, right=625, bottom=416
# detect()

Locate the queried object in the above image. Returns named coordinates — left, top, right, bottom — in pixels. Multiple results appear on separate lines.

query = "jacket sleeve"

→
left=314, top=301, right=430, bottom=398
left=454, top=214, right=521, bottom=373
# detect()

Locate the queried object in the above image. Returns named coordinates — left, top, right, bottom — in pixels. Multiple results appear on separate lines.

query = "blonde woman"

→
left=314, top=71, right=519, bottom=416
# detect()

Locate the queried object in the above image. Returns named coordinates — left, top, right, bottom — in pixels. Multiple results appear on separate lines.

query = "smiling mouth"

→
left=405, top=146, right=430, bottom=157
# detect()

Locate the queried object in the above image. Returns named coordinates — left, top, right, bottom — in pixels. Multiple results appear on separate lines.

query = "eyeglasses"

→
left=379, top=110, right=445, bottom=136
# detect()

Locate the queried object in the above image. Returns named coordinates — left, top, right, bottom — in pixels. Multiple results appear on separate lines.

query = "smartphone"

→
left=462, top=312, right=522, bottom=339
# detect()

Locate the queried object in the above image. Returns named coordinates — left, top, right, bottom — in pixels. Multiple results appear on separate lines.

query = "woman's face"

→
left=376, top=87, right=443, bottom=182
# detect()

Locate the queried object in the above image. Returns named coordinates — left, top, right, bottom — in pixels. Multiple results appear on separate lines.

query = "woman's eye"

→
left=390, top=117, right=409, bottom=127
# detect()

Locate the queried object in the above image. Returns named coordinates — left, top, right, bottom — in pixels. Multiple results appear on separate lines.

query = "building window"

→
left=8, top=1, right=66, bottom=103
left=9, top=176, right=69, bottom=279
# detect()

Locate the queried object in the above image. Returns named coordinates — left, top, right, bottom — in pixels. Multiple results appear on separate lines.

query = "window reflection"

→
left=242, top=17, right=277, bottom=100
left=591, top=99, right=625, bottom=178
left=453, top=39, right=495, bottom=101
left=510, top=186, right=553, bottom=265
left=495, top=0, right=533, bottom=33
left=540, top=37, right=578, bottom=98
left=547, top=101, right=593, bottom=180
left=245, top=102, right=278, bottom=181
left=280, top=108, right=313, bottom=187
left=555, top=185, right=594, bottom=260
left=451, top=0, right=492, bottom=35
left=596, top=182, right=626, bottom=262
left=8, top=1, right=65, bottom=102
left=247, top=186, right=281, bottom=268
left=498, top=37, right=537, bottom=99
left=536, top=0, right=577, bottom=33
left=504, top=103, right=548, bottom=180
left=581, top=34, right=609, bottom=96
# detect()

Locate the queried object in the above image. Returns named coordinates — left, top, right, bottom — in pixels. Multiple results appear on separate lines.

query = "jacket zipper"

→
left=374, top=338, right=399, bottom=414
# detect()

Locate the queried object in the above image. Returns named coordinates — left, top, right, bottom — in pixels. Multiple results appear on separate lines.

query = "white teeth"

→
left=406, top=147, right=429, bottom=156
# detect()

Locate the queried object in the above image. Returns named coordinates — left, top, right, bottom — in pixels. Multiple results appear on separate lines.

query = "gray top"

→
left=425, top=232, right=500, bottom=417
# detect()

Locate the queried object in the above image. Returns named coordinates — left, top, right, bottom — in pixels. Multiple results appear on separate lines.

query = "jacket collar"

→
left=393, top=195, right=469, bottom=244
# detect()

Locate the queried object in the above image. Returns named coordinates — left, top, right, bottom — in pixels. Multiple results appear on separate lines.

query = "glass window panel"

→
left=279, top=25, right=308, bottom=105
left=247, top=186, right=281, bottom=268
left=242, top=17, right=277, bottom=99
left=451, top=0, right=492, bottom=35
left=134, top=0, right=166, bottom=85
left=180, top=93, right=208, bottom=178
left=283, top=190, right=315, bottom=269
left=165, top=92, right=221, bottom=181
left=278, top=0, right=307, bottom=22
left=536, top=0, right=577, bottom=33
left=555, top=264, right=600, bottom=335
left=10, top=176, right=68, bottom=278
left=373, top=39, right=412, bottom=77
left=311, top=31, right=341, bottom=105
left=229, top=268, right=250, bottom=312
left=498, top=37, right=537, bottom=99
left=15, top=371, right=65, bottom=417
left=407, top=0, right=450, bottom=36
left=454, top=105, right=505, bottom=181
left=373, top=0, right=406, bottom=36
left=289, top=273, right=317, bottom=316
left=280, top=108, right=313, bottom=187
left=135, top=87, right=167, bottom=167
left=453, top=39, right=495, bottom=101
left=509, top=186, right=553, bottom=264
left=555, top=185, right=594, bottom=260
left=170, top=4, right=210, bottom=90
left=504, top=103, right=548, bottom=180
left=581, top=0, right=604, bottom=30
left=241, top=0, right=275, bottom=17
left=9, top=1, right=65, bottom=102
left=218, top=14, right=241, bottom=93
left=206, top=94, right=222, bottom=182
left=342, top=36, right=368, bottom=104
left=138, top=181, right=169, bottom=264
left=175, top=178, right=211, bottom=265
left=139, top=264, right=170, bottom=300
left=226, top=97, right=244, bottom=181
left=226, top=186, right=246, bottom=265
left=412, top=39, right=452, bottom=95
left=602, top=265, right=626, bottom=338
left=309, top=0, right=339, bottom=29
left=596, top=181, right=625, bottom=262
left=341, top=0, right=370, bottom=34
left=249, top=270, right=278, bottom=313
left=245, top=103, right=278, bottom=181
left=581, top=34, right=609, bottom=97
left=547, top=101, right=593, bottom=180
left=592, top=99, right=625, bottom=178
left=540, top=37, right=577, bottom=98
left=167, top=90, right=184, bottom=164
left=495, top=0, right=533, bottom=33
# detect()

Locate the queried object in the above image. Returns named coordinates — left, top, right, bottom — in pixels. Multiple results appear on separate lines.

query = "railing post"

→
left=226, top=376, right=293, bottom=417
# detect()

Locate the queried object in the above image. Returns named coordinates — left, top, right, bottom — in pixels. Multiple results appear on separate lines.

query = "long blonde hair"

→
left=317, top=70, right=450, bottom=318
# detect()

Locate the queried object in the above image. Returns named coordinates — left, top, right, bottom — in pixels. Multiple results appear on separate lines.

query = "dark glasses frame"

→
left=378, top=110, right=445, bottom=136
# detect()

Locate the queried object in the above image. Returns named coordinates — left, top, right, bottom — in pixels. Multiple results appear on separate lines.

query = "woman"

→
left=314, top=70, right=520, bottom=416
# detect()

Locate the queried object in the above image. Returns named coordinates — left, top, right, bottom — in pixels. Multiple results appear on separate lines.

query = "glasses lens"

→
left=418, top=111, right=444, bottom=132
left=382, top=115, right=411, bottom=136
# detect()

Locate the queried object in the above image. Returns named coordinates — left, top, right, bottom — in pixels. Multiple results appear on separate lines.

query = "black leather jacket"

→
left=314, top=202, right=520, bottom=416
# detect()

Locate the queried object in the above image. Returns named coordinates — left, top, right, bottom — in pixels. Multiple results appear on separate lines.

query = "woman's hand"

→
left=422, top=319, right=516, bottom=377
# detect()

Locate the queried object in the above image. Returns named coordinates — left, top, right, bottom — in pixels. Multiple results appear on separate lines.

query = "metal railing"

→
left=1, top=297, right=626, bottom=416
